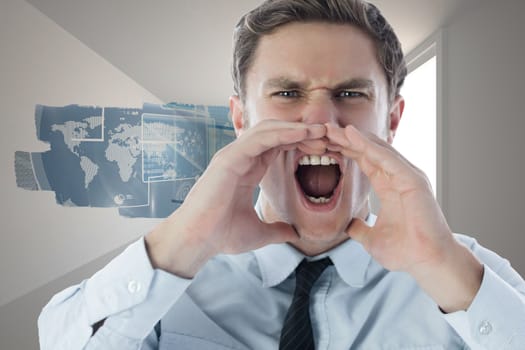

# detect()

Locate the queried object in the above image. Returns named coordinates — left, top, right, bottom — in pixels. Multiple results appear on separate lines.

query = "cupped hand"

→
left=326, top=124, right=455, bottom=274
left=146, top=120, right=327, bottom=277
left=326, top=124, right=483, bottom=311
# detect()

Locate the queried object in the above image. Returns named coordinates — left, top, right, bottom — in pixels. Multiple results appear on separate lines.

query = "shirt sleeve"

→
left=38, top=237, right=192, bottom=350
left=443, top=235, right=525, bottom=349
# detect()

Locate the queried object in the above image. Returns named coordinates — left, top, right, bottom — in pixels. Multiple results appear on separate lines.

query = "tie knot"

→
left=294, top=257, right=332, bottom=296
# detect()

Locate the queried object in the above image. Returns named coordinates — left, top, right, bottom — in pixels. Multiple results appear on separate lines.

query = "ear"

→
left=387, top=95, right=405, bottom=144
left=229, top=95, right=245, bottom=137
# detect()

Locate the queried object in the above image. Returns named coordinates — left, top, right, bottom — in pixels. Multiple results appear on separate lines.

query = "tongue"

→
left=296, top=165, right=339, bottom=198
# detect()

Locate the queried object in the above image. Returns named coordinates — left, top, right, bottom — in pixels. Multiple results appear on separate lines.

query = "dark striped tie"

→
left=279, top=258, right=332, bottom=350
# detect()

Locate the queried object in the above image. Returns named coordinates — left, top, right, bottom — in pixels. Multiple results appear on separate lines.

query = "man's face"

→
left=231, top=22, right=402, bottom=254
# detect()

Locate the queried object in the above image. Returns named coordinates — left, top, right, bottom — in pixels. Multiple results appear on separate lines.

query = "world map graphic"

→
left=14, top=102, right=236, bottom=218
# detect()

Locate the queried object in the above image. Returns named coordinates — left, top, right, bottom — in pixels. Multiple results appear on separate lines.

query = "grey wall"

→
left=0, top=0, right=163, bottom=307
left=445, top=0, right=525, bottom=274
left=0, top=1, right=162, bottom=348
left=0, top=244, right=127, bottom=350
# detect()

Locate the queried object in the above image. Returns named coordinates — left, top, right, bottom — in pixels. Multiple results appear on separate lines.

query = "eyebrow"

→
left=263, top=77, right=375, bottom=92
left=263, top=77, right=304, bottom=91
left=333, top=78, right=375, bottom=92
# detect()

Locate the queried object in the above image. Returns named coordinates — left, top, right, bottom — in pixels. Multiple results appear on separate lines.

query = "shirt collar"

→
left=253, top=243, right=304, bottom=288
left=253, top=214, right=376, bottom=288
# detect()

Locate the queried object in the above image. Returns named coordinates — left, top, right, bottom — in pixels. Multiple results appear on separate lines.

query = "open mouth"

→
left=295, top=154, right=342, bottom=205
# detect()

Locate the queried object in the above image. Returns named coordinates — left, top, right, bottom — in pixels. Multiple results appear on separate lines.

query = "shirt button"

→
left=479, top=320, right=492, bottom=335
left=127, top=280, right=141, bottom=294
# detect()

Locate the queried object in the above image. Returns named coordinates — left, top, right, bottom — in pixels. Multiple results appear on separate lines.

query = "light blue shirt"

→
left=39, top=222, right=525, bottom=349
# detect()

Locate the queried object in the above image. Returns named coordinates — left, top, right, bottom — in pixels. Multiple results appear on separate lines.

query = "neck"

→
left=290, top=235, right=351, bottom=257
left=256, top=195, right=370, bottom=256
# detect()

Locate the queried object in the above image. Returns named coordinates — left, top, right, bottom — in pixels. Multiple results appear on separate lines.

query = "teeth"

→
left=307, top=196, right=331, bottom=204
left=299, top=155, right=338, bottom=166
left=298, top=155, right=340, bottom=205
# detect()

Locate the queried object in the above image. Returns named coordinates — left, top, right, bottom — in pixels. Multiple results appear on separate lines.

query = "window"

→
left=370, top=33, right=443, bottom=213
left=394, top=55, right=437, bottom=196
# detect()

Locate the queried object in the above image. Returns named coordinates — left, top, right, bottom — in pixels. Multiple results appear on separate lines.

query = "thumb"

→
left=346, top=218, right=371, bottom=247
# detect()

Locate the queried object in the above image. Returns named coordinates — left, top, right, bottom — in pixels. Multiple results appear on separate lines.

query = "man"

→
left=39, top=0, right=525, bottom=349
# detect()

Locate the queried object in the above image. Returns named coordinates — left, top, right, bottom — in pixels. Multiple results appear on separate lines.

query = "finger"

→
left=326, top=123, right=391, bottom=159
left=325, top=123, right=352, bottom=150
left=349, top=128, right=416, bottom=169
left=252, top=119, right=327, bottom=140
left=344, top=125, right=416, bottom=180
left=279, top=138, right=328, bottom=153
left=296, top=139, right=328, bottom=155
left=239, top=121, right=326, bottom=158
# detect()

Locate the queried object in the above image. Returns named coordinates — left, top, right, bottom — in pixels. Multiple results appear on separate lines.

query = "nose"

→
left=300, top=91, right=339, bottom=126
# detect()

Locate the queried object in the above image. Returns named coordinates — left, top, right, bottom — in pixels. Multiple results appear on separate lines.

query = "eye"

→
left=336, top=90, right=367, bottom=99
left=274, top=90, right=301, bottom=98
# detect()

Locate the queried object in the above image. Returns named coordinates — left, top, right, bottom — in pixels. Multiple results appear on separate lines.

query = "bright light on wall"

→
left=394, top=56, right=437, bottom=196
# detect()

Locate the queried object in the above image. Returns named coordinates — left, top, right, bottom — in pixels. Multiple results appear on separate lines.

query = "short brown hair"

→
left=232, top=0, right=407, bottom=104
